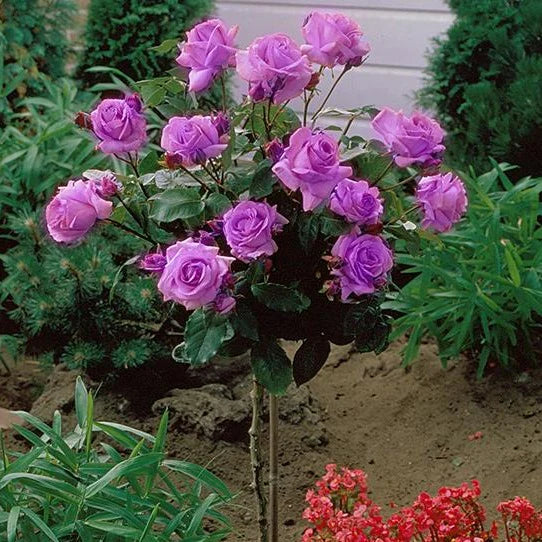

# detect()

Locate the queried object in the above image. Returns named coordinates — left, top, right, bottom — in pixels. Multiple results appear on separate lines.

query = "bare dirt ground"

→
left=2, top=340, right=542, bottom=541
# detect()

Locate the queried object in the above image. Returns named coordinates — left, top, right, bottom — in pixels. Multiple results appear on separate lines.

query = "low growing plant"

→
left=0, top=378, right=232, bottom=540
left=302, top=464, right=542, bottom=542
left=386, top=163, right=542, bottom=376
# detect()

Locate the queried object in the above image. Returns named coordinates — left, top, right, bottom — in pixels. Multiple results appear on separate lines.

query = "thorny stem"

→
left=303, top=66, right=325, bottom=126
left=372, top=159, right=395, bottom=185
left=388, top=204, right=420, bottom=225
left=179, top=164, right=212, bottom=191
left=311, top=65, right=350, bottom=124
left=249, top=379, right=268, bottom=542
left=106, top=218, right=155, bottom=244
left=270, top=101, right=290, bottom=126
left=269, top=393, right=279, bottom=542
left=340, top=116, right=356, bottom=139
left=115, top=192, right=146, bottom=232
left=381, top=173, right=418, bottom=191
left=201, top=162, right=221, bottom=184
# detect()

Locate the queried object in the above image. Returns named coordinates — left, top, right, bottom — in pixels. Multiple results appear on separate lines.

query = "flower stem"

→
left=106, top=218, right=155, bottom=244
left=381, top=173, right=418, bottom=191
left=372, top=159, right=395, bottom=185
left=249, top=379, right=268, bottom=542
left=269, top=393, right=279, bottom=542
left=311, top=65, right=350, bottom=124
left=389, top=204, right=420, bottom=224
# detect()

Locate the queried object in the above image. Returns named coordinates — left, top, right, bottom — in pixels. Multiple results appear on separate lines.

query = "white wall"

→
left=217, top=0, right=453, bottom=135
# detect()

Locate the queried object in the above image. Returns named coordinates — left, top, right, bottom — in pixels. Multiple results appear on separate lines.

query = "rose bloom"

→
left=176, top=19, right=238, bottom=93
left=273, top=127, right=352, bottom=211
left=223, top=200, right=288, bottom=262
left=331, top=231, right=393, bottom=300
left=140, top=251, right=167, bottom=273
left=46, top=180, right=112, bottom=243
left=416, top=173, right=467, bottom=232
left=301, top=11, right=370, bottom=68
left=157, top=239, right=234, bottom=310
left=90, top=94, right=147, bottom=154
left=160, top=115, right=229, bottom=166
left=330, top=179, right=383, bottom=225
left=236, top=33, right=311, bottom=104
left=372, top=107, right=445, bottom=168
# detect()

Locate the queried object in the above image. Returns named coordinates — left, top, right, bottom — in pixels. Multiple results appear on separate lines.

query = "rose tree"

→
left=45, top=11, right=467, bottom=541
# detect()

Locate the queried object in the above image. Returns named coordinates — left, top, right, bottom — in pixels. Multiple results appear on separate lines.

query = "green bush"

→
left=0, top=78, right=107, bottom=216
left=0, top=377, right=232, bottom=540
left=1, top=215, right=180, bottom=373
left=419, top=0, right=542, bottom=178
left=77, top=0, right=215, bottom=86
left=0, top=78, right=181, bottom=376
left=0, top=0, right=76, bottom=125
left=386, top=163, right=542, bottom=377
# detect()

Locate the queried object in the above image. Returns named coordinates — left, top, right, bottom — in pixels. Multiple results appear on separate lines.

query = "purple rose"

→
left=222, top=200, right=288, bottom=262
left=45, top=180, right=112, bottom=243
left=272, top=127, right=352, bottom=211
left=301, top=11, right=370, bottom=68
left=416, top=172, right=467, bottom=233
left=90, top=94, right=147, bottom=154
left=236, top=33, right=312, bottom=104
left=157, top=239, right=234, bottom=310
left=140, top=251, right=167, bottom=273
left=372, top=108, right=445, bottom=168
left=329, top=179, right=383, bottom=225
left=160, top=115, right=229, bottom=166
left=331, top=231, right=393, bottom=300
left=214, top=293, right=236, bottom=315
left=176, top=18, right=238, bottom=93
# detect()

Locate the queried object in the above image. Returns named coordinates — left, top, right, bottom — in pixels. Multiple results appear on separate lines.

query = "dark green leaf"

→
left=139, top=150, right=159, bottom=176
left=297, top=213, right=320, bottom=254
left=230, top=303, right=259, bottom=341
left=181, top=309, right=234, bottom=366
left=251, top=283, right=311, bottom=313
left=205, top=192, right=231, bottom=218
left=293, top=337, right=331, bottom=386
left=150, top=188, right=204, bottom=222
left=249, top=159, right=276, bottom=198
left=251, top=340, right=292, bottom=395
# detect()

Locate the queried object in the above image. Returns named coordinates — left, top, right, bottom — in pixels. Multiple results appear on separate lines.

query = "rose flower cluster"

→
left=44, top=10, right=468, bottom=382
left=303, top=465, right=542, bottom=542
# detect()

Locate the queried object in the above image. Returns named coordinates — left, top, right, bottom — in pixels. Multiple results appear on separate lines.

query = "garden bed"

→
left=2, top=340, right=541, bottom=540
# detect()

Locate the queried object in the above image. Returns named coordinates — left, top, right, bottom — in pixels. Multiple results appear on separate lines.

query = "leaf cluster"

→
left=0, top=378, right=232, bottom=541
left=387, top=163, right=542, bottom=376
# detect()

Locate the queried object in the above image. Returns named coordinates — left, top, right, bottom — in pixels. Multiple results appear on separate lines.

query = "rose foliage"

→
left=303, top=464, right=542, bottom=542
left=46, top=11, right=467, bottom=393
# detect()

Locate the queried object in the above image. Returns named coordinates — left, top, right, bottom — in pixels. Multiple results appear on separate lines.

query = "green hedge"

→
left=77, top=0, right=215, bottom=86
left=419, top=0, right=542, bottom=178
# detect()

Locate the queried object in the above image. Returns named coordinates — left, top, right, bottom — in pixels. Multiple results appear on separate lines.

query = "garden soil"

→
left=2, top=340, right=542, bottom=541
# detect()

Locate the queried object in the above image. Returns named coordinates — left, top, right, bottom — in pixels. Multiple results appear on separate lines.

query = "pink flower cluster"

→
left=303, top=465, right=542, bottom=542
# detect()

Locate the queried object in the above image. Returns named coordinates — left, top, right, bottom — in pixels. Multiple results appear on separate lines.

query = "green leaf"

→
left=150, top=38, right=180, bottom=54
left=297, top=213, right=320, bottom=254
left=139, top=150, right=159, bottom=176
left=181, top=310, right=234, bottom=366
left=319, top=215, right=349, bottom=237
left=85, top=453, right=163, bottom=498
left=251, top=340, right=293, bottom=395
left=293, top=337, right=331, bottom=386
left=249, top=159, right=277, bottom=198
left=150, top=188, right=204, bottom=222
left=205, top=192, right=231, bottom=218
left=251, top=283, right=311, bottom=313
left=164, top=460, right=232, bottom=498
left=230, top=302, right=259, bottom=341
left=74, top=377, right=88, bottom=428
left=7, top=506, right=20, bottom=542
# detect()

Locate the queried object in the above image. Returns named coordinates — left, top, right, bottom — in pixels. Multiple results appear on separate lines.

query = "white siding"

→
left=217, top=0, right=453, bottom=136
